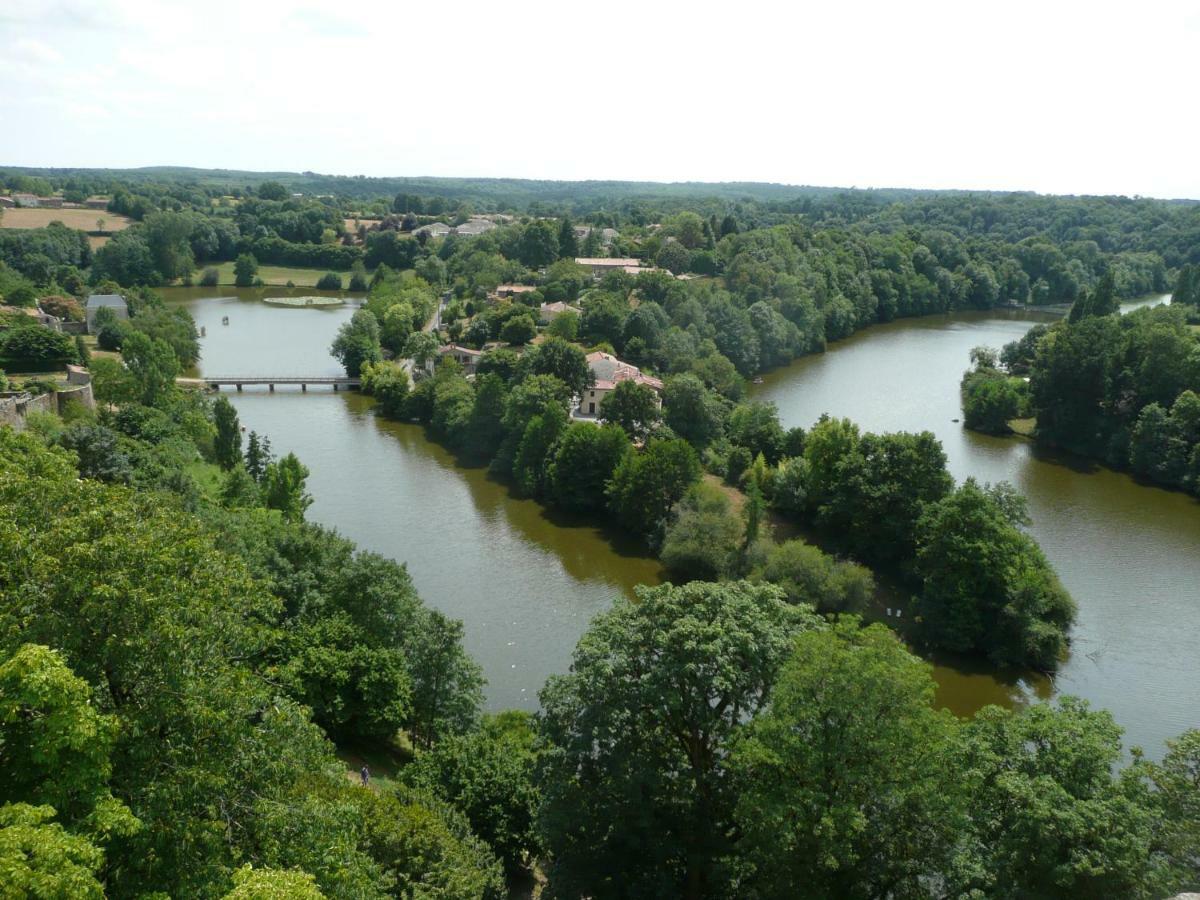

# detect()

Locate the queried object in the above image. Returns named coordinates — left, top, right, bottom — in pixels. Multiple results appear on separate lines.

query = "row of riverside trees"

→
left=961, top=271, right=1200, bottom=496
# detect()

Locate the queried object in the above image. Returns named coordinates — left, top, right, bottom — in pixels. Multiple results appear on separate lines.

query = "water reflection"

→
left=753, top=298, right=1200, bottom=754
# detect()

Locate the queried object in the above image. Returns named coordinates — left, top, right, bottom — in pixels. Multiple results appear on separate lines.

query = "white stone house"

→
left=576, top=351, right=663, bottom=418
left=85, top=294, right=128, bottom=333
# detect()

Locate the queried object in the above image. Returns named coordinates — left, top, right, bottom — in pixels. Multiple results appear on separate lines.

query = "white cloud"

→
left=10, top=37, right=62, bottom=64
left=1, top=0, right=1197, bottom=198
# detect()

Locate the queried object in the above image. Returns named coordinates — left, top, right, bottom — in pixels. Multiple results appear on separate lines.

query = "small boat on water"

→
left=752, top=376, right=764, bottom=384
left=221, top=316, right=229, bottom=325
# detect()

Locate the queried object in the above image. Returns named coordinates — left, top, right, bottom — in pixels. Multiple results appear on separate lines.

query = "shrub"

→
left=660, top=483, right=742, bottom=580
left=499, top=313, right=537, bottom=345
left=199, top=267, right=219, bottom=287
left=316, top=272, right=343, bottom=290
left=752, top=539, right=874, bottom=612
left=962, top=370, right=1022, bottom=434
left=348, top=262, right=369, bottom=292
left=0, top=325, right=77, bottom=370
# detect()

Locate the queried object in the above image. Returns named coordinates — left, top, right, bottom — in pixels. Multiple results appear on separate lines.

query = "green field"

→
left=192, top=261, right=368, bottom=288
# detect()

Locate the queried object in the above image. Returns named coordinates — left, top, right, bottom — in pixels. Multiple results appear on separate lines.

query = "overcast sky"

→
left=2, top=0, right=1198, bottom=198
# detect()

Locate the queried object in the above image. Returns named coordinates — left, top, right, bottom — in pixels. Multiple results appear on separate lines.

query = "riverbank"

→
left=752, top=304, right=1200, bottom=756
left=189, top=261, right=371, bottom=287
left=167, top=289, right=1200, bottom=755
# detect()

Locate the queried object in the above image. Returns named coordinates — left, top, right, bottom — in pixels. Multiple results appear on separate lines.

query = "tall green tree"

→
left=1174, top=264, right=1199, bottom=307
left=557, top=218, right=579, bottom=259
left=120, top=331, right=179, bottom=407
left=606, top=438, right=701, bottom=539
left=141, top=211, right=196, bottom=282
left=405, top=712, right=542, bottom=875
left=953, top=698, right=1170, bottom=899
left=659, top=482, right=742, bottom=580
left=663, top=373, right=726, bottom=447
left=517, top=337, right=593, bottom=395
left=547, top=422, right=631, bottom=513
left=538, top=581, right=819, bottom=900
left=914, top=478, right=1075, bottom=669
left=599, top=380, right=661, bottom=440
left=213, top=395, right=242, bottom=470
left=0, top=804, right=105, bottom=899
left=244, top=430, right=272, bottom=481
left=518, top=220, right=559, bottom=268
left=0, top=644, right=138, bottom=840
left=263, top=452, right=312, bottom=521
left=234, top=253, right=258, bottom=287
left=330, top=309, right=382, bottom=377
left=732, top=621, right=963, bottom=899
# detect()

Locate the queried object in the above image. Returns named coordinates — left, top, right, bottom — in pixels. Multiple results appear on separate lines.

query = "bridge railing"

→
left=201, top=376, right=359, bottom=383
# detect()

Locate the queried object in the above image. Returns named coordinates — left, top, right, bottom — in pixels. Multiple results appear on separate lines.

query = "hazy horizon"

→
left=3, top=163, right=1198, bottom=204
left=3, top=0, right=1199, bottom=199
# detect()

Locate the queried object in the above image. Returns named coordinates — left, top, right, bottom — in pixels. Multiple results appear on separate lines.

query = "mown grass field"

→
left=0, top=207, right=133, bottom=232
left=78, top=333, right=120, bottom=362
left=343, top=217, right=382, bottom=232
left=192, top=261, right=368, bottom=288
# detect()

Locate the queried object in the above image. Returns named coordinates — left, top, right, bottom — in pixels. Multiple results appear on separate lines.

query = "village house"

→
left=574, top=226, right=618, bottom=246
left=574, top=257, right=643, bottom=280
left=0, top=196, right=13, bottom=208
left=453, top=218, right=497, bottom=237
left=414, top=222, right=453, bottom=238
left=538, top=301, right=581, bottom=324
left=84, top=197, right=110, bottom=209
left=576, top=351, right=664, bottom=418
left=85, top=293, right=128, bottom=333
left=437, top=342, right=484, bottom=375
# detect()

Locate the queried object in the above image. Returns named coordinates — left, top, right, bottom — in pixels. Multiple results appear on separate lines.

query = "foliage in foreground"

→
left=0, top=428, right=497, bottom=897
left=536, top=582, right=1198, bottom=900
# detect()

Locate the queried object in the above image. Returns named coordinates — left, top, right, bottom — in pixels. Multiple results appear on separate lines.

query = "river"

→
left=166, top=287, right=662, bottom=714
left=752, top=295, right=1200, bottom=754
left=168, top=287, right=1199, bottom=754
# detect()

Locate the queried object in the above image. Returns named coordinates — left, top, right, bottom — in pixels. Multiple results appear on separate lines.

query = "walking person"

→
left=360, top=764, right=370, bottom=786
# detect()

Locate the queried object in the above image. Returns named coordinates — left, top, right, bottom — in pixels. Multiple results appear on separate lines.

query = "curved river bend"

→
left=169, top=288, right=1199, bottom=755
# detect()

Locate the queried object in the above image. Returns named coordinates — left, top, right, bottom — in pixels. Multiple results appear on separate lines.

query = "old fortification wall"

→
left=0, top=368, right=95, bottom=430
left=0, top=391, right=55, bottom=431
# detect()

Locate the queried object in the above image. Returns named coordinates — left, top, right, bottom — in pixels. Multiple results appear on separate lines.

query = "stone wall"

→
left=56, top=382, right=95, bottom=413
left=0, top=391, right=55, bottom=431
left=58, top=366, right=95, bottom=412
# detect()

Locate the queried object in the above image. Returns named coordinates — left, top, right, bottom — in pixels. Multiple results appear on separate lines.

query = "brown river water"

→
left=168, top=287, right=1198, bottom=756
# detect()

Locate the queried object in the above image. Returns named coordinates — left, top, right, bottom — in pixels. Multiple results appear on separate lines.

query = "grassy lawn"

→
left=78, top=333, right=120, bottom=362
left=191, top=261, right=367, bottom=288
left=1008, top=417, right=1037, bottom=436
left=335, top=737, right=413, bottom=792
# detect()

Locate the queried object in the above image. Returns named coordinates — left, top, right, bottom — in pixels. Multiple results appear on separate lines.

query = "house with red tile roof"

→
left=576, top=351, right=663, bottom=418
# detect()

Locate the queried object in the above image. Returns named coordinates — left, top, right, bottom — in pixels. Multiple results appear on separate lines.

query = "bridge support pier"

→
left=333, top=383, right=339, bottom=392
left=236, top=384, right=243, bottom=392
left=269, top=383, right=275, bottom=393
left=301, top=383, right=307, bottom=392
